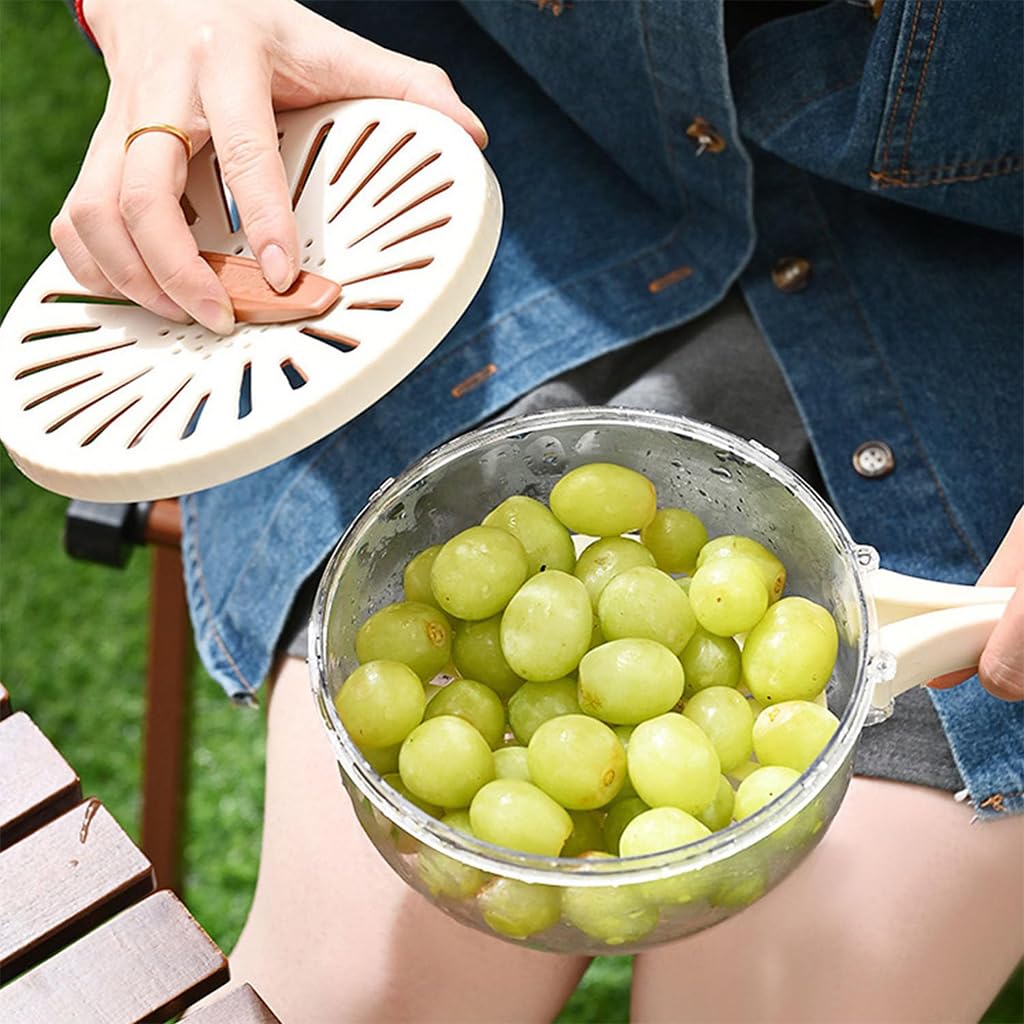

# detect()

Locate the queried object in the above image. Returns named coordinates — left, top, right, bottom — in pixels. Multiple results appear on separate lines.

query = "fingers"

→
left=977, top=572, right=1024, bottom=700
left=928, top=506, right=1024, bottom=700
left=977, top=506, right=1024, bottom=700
left=927, top=668, right=976, bottom=691
left=306, top=24, right=488, bottom=148
left=198, top=51, right=299, bottom=293
left=55, top=117, right=190, bottom=321
left=119, top=129, right=235, bottom=334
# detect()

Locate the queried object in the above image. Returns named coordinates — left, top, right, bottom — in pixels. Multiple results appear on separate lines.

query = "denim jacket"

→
left=178, top=1, right=1022, bottom=815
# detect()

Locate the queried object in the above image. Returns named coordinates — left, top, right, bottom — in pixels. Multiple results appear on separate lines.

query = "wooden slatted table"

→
left=0, top=685, right=280, bottom=1023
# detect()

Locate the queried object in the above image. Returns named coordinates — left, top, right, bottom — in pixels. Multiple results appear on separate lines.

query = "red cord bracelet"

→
left=74, top=0, right=100, bottom=49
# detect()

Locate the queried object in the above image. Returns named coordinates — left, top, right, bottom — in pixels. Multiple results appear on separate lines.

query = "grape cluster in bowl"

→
left=332, top=461, right=842, bottom=946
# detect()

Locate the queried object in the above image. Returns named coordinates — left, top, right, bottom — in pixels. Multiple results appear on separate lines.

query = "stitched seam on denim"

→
left=871, top=158, right=1024, bottom=189
left=879, top=0, right=924, bottom=171
left=182, top=491, right=257, bottom=694
left=210, top=215, right=695, bottom=614
left=802, top=177, right=985, bottom=570
left=758, top=73, right=865, bottom=140
left=880, top=154, right=1024, bottom=176
left=898, top=0, right=943, bottom=173
left=638, top=0, right=690, bottom=218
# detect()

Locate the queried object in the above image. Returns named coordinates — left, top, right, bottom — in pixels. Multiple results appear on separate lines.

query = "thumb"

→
left=977, top=577, right=1024, bottom=700
left=301, top=24, right=488, bottom=148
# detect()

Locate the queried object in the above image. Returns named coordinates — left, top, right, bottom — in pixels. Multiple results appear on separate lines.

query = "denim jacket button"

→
left=852, top=440, right=896, bottom=478
left=771, top=257, right=812, bottom=293
left=686, top=118, right=726, bottom=155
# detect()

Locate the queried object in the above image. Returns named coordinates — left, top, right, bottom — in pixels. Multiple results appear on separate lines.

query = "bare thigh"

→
left=632, top=775, right=1024, bottom=1023
left=229, top=656, right=588, bottom=1024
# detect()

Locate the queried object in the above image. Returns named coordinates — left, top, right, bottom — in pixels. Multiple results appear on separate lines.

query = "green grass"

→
left=0, top=4, right=1018, bottom=1023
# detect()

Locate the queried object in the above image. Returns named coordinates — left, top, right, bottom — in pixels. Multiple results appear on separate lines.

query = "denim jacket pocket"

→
left=868, top=0, right=1022, bottom=233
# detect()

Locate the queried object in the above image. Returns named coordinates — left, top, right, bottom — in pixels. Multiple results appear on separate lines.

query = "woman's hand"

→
left=930, top=506, right=1024, bottom=701
left=52, top=0, right=487, bottom=334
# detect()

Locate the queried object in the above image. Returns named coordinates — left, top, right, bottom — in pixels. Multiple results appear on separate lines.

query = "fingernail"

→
left=260, top=243, right=295, bottom=293
left=199, top=299, right=235, bottom=336
left=469, top=110, right=489, bottom=149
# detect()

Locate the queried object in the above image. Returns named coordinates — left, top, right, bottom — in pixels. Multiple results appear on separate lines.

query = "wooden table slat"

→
left=0, top=799, right=155, bottom=982
left=180, top=983, right=282, bottom=1024
left=0, top=712, right=81, bottom=849
left=0, top=890, right=229, bottom=1024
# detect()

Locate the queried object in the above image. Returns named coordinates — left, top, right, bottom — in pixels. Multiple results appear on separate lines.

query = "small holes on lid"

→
left=238, top=362, right=253, bottom=419
left=181, top=393, right=209, bottom=439
left=280, top=358, right=307, bottom=389
left=316, top=257, right=326, bottom=267
left=304, top=238, right=314, bottom=248
left=234, top=245, right=244, bottom=255
left=158, top=328, right=170, bottom=337
left=176, top=334, right=186, bottom=341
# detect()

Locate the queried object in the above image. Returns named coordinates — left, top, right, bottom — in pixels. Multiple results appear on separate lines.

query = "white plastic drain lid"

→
left=0, top=99, right=502, bottom=501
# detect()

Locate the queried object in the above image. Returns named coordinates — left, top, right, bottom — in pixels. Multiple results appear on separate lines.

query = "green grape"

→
left=430, top=526, right=529, bottom=620
left=418, top=834, right=489, bottom=900
left=578, top=639, right=684, bottom=724
left=628, top=713, right=721, bottom=814
left=711, top=870, right=766, bottom=909
left=507, top=678, right=581, bottom=744
left=549, top=463, right=658, bottom=537
left=619, top=807, right=712, bottom=907
left=382, top=772, right=442, bottom=818
left=696, top=775, right=735, bottom=832
left=478, top=878, right=561, bottom=939
left=442, top=808, right=475, bottom=836
left=697, top=535, right=786, bottom=604
left=469, top=779, right=572, bottom=856
left=677, top=576, right=692, bottom=593
left=752, top=700, right=840, bottom=772
left=500, top=570, right=592, bottom=681
left=361, top=742, right=401, bottom=776
left=689, top=557, right=769, bottom=637
left=732, top=766, right=801, bottom=821
left=589, top=619, right=606, bottom=650
left=681, top=627, right=742, bottom=693
left=451, top=616, right=524, bottom=699
left=562, top=810, right=608, bottom=857
left=574, top=537, right=657, bottom=608
left=399, top=716, right=495, bottom=809
left=527, top=714, right=627, bottom=810
left=423, top=679, right=506, bottom=750
left=493, top=745, right=531, bottom=781
left=619, top=806, right=710, bottom=856
left=640, top=508, right=709, bottom=574
left=561, top=853, right=659, bottom=945
left=727, top=758, right=761, bottom=785
left=612, top=725, right=637, bottom=797
left=597, top=566, right=698, bottom=655
left=403, top=545, right=442, bottom=607
left=355, top=601, right=452, bottom=682
left=482, top=496, right=576, bottom=575
left=603, top=796, right=649, bottom=854
left=741, top=596, right=839, bottom=704
left=335, top=660, right=426, bottom=750
left=682, top=686, right=755, bottom=773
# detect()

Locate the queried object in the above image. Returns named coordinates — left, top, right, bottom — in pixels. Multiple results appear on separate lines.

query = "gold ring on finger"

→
left=124, top=123, right=193, bottom=161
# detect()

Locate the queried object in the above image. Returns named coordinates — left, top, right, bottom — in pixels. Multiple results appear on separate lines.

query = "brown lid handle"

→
left=201, top=251, right=341, bottom=324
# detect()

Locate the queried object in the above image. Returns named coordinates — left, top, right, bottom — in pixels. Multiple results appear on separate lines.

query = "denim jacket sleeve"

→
left=731, top=0, right=1023, bottom=236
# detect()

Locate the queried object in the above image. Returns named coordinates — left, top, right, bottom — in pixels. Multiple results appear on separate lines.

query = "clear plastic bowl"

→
left=310, top=408, right=874, bottom=954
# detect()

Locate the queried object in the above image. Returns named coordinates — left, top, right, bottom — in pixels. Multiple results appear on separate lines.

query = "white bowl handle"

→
left=865, top=569, right=1014, bottom=711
